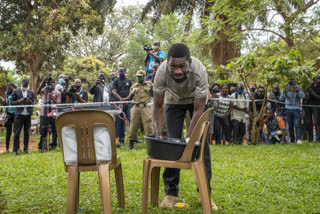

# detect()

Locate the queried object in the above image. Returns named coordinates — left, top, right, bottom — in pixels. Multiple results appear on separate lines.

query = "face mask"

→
left=250, top=87, right=255, bottom=92
left=152, top=46, right=159, bottom=50
left=221, top=92, right=228, bottom=96
left=170, top=73, right=188, bottom=83
left=59, top=78, right=65, bottom=85
left=7, top=90, right=12, bottom=95
left=136, top=76, right=144, bottom=83
left=118, top=72, right=125, bottom=78
left=237, top=89, right=243, bottom=95
left=22, top=87, right=28, bottom=91
left=111, top=76, right=116, bottom=81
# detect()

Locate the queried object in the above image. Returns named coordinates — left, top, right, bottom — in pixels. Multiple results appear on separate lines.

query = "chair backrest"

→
left=56, top=110, right=117, bottom=167
left=179, top=108, right=213, bottom=162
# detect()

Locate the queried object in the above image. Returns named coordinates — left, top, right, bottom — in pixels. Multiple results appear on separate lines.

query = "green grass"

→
left=0, top=143, right=320, bottom=213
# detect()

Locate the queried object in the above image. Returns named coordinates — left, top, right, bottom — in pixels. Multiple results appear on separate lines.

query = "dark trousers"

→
left=38, top=116, right=57, bottom=149
left=5, top=113, right=15, bottom=151
left=231, top=119, right=245, bottom=144
left=286, top=109, right=301, bottom=142
left=304, top=106, right=320, bottom=142
left=13, top=115, right=31, bottom=152
left=215, top=116, right=231, bottom=142
left=163, top=104, right=212, bottom=197
left=116, top=104, right=132, bottom=143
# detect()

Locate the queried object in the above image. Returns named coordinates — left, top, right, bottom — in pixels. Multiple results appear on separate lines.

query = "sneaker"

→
left=24, top=149, right=30, bottom=154
left=198, top=197, right=218, bottom=211
left=297, top=140, right=302, bottom=144
left=159, top=195, right=178, bottom=209
left=13, top=151, right=18, bottom=156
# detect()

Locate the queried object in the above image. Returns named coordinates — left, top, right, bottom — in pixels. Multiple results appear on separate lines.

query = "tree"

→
left=67, top=5, right=142, bottom=70
left=142, top=0, right=241, bottom=77
left=53, top=56, right=111, bottom=92
left=0, top=0, right=116, bottom=93
left=209, top=0, right=320, bottom=48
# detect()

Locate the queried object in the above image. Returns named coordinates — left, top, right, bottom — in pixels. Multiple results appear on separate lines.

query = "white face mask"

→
left=152, top=45, right=159, bottom=50
left=22, top=87, right=28, bottom=91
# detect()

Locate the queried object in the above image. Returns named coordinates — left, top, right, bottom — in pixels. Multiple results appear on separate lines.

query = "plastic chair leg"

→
left=192, top=162, right=211, bottom=214
left=150, top=167, right=160, bottom=206
left=98, top=164, right=112, bottom=214
left=66, top=166, right=78, bottom=214
left=115, top=163, right=125, bottom=208
left=75, top=172, right=80, bottom=211
left=141, top=158, right=151, bottom=214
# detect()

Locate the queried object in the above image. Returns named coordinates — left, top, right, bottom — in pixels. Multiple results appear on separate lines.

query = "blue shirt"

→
left=280, top=86, right=305, bottom=110
left=146, top=50, right=165, bottom=73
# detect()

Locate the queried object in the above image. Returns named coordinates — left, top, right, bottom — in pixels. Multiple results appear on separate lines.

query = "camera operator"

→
left=56, top=74, right=70, bottom=103
left=89, top=72, right=110, bottom=103
left=11, top=79, right=34, bottom=155
left=37, top=75, right=61, bottom=151
left=0, top=82, right=17, bottom=153
left=144, top=41, right=165, bottom=81
left=66, top=79, right=88, bottom=103
left=280, top=78, right=305, bottom=144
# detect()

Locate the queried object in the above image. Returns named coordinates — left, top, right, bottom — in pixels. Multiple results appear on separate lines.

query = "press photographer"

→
left=37, top=74, right=61, bottom=151
left=66, top=79, right=88, bottom=103
left=144, top=41, right=165, bottom=80
left=280, top=78, right=305, bottom=144
left=56, top=74, right=71, bottom=103
left=89, top=72, right=110, bottom=103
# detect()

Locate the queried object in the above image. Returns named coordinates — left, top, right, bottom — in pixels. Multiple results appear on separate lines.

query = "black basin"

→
left=145, top=136, right=200, bottom=161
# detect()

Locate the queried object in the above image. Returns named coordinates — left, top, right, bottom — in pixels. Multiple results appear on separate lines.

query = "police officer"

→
left=120, top=70, right=154, bottom=150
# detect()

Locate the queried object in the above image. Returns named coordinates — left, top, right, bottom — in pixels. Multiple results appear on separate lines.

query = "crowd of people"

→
left=0, top=41, right=319, bottom=157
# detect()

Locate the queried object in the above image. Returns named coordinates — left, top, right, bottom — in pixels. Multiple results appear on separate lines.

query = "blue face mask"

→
left=111, top=76, right=116, bottom=81
left=237, top=89, right=243, bottom=95
left=59, top=78, right=65, bottom=85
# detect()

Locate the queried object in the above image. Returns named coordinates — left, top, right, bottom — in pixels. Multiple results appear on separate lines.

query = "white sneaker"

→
left=297, top=140, right=302, bottom=144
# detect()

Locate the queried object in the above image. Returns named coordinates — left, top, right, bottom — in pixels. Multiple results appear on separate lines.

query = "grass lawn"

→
left=0, top=142, right=320, bottom=213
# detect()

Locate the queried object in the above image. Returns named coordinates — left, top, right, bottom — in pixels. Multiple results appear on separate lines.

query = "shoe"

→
left=116, top=144, right=121, bottom=148
left=297, top=140, right=302, bottom=144
left=49, top=144, right=57, bottom=150
left=159, top=195, right=178, bottom=209
left=6, top=149, right=9, bottom=153
left=127, top=141, right=134, bottom=150
left=198, top=197, right=218, bottom=211
left=24, top=149, right=30, bottom=154
left=13, top=151, right=18, bottom=156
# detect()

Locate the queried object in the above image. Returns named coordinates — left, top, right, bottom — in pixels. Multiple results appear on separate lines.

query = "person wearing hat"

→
left=120, top=70, right=154, bottom=150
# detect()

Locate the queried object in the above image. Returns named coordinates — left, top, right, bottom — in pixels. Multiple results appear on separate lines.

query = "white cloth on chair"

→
left=62, top=125, right=112, bottom=165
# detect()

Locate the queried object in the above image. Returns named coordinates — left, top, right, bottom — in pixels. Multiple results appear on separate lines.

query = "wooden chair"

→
left=141, top=108, right=214, bottom=214
left=56, top=110, right=125, bottom=214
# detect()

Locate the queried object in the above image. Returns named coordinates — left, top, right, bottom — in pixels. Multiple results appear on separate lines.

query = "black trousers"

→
left=214, top=116, right=231, bottom=142
left=304, top=106, right=320, bottom=142
left=5, top=113, right=15, bottom=151
left=231, top=119, right=245, bottom=144
left=13, top=115, right=31, bottom=152
left=38, top=116, right=57, bottom=149
left=164, top=104, right=212, bottom=197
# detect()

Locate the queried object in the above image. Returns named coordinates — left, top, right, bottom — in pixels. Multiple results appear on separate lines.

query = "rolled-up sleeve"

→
left=194, top=65, right=208, bottom=98
left=153, top=63, right=167, bottom=95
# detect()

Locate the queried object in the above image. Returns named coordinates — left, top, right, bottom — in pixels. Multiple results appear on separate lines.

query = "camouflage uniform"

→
left=128, top=71, right=154, bottom=141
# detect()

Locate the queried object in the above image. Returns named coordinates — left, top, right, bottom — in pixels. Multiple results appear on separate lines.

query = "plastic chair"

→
left=141, top=108, right=214, bottom=214
left=56, top=110, right=125, bottom=214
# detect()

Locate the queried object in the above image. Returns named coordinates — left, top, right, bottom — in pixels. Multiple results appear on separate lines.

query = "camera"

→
left=143, top=44, right=153, bottom=52
left=68, top=83, right=81, bottom=94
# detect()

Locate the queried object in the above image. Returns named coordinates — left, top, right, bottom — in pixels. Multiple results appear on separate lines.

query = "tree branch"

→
left=288, top=0, right=319, bottom=23
left=241, top=28, right=287, bottom=41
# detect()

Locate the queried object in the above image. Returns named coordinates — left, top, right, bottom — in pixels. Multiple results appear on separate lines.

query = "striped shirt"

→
left=214, top=95, right=233, bottom=118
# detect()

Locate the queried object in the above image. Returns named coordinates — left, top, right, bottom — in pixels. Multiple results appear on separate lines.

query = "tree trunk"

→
left=250, top=118, right=260, bottom=145
left=212, top=15, right=240, bottom=79
left=27, top=53, right=43, bottom=95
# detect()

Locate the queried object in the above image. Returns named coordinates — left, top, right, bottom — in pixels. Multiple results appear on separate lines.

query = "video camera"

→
left=143, top=44, right=153, bottom=52
left=68, top=83, right=81, bottom=94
